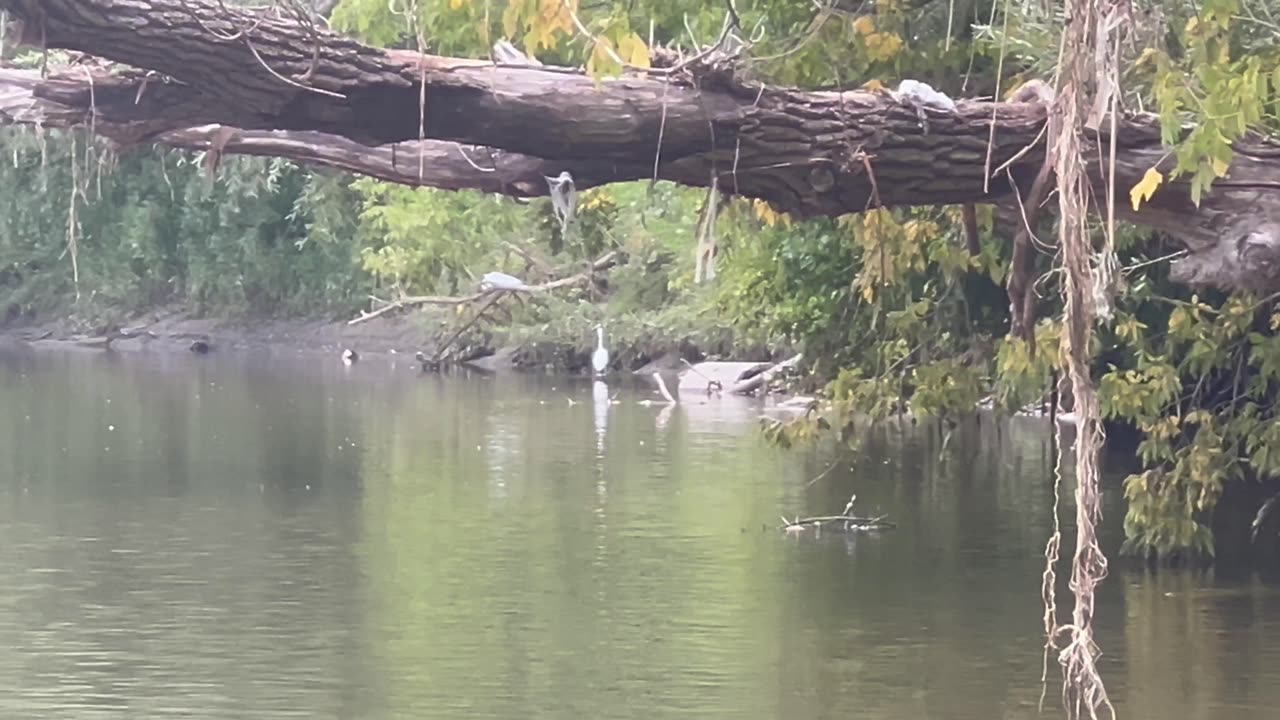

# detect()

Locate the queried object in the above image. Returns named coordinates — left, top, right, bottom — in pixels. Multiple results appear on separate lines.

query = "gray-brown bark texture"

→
left=1, top=0, right=1279, bottom=292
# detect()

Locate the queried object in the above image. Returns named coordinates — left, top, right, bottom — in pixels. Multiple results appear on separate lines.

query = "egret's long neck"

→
left=596, top=327, right=604, bottom=346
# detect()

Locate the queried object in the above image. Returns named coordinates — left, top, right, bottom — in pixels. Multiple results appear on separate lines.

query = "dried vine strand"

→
left=1040, top=0, right=1124, bottom=718
left=66, top=133, right=81, bottom=301
left=182, top=0, right=343, bottom=98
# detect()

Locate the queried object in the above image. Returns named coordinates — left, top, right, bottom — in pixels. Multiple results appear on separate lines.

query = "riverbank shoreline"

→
left=2, top=308, right=428, bottom=356
left=0, top=306, right=750, bottom=376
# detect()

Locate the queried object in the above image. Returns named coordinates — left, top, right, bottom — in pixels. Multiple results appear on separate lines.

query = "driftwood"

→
left=678, top=354, right=803, bottom=396
left=677, top=360, right=759, bottom=393
left=431, top=294, right=503, bottom=365
left=780, top=494, right=896, bottom=534
left=729, top=353, right=803, bottom=395
left=780, top=514, right=897, bottom=530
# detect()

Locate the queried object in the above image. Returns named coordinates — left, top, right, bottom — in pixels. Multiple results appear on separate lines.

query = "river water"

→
left=0, top=345, right=1277, bottom=719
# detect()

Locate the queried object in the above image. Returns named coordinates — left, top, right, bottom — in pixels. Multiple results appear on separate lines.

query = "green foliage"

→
left=992, top=321, right=1061, bottom=411
left=0, top=130, right=370, bottom=322
left=1142, top=0, right=1280, bottom=204
left=1096, top=290, right=1280, bottom=560
left=354, top=181, right=527, bottom=295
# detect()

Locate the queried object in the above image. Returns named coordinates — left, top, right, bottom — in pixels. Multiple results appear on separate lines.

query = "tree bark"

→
left=1, top=0, right=1279, bottom=292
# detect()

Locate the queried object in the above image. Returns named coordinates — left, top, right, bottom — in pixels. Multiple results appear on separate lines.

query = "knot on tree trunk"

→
left=1170, top=217, right=1280, bottom=293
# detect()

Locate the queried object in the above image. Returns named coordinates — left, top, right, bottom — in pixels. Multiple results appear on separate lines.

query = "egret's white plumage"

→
left=592, top=325, right=609, bottom=376
left=480, top=271, right=527, bottom=291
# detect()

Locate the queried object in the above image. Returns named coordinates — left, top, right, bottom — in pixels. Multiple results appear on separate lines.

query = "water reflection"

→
left=0, top=346, right=1277, bottom=719
left=592, top=380, right=609, bottom=456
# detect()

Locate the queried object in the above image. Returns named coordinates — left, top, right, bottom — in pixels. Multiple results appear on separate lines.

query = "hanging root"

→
left=1040, top=1, right=1128, bottom=719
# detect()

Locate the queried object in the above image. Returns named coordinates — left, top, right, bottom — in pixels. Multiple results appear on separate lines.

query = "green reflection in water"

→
left=0, top=346, right=1277, bottom=719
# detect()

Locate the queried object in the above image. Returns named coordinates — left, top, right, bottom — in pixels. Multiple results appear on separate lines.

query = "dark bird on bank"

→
left=189, top=339, right=211, bottom=354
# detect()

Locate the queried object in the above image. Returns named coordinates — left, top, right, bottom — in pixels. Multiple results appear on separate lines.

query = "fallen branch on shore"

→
left=731, top=353, right=803, bottom=395
left=347, top=251, right=619, bottom=326
left=678, top=353, right=805, bottom=397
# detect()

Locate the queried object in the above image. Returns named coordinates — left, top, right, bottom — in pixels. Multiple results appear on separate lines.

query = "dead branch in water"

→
left=780, top=494, right=895, bottom=533
left=780, top=514, right=896, bottom=531
left=432, top=294, right=503, bottom=364
left=783, top=514, right=895, bottom=527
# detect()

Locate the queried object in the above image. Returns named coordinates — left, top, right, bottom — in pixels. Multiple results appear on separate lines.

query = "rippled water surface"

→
left=1, top=345, right=1278, bottom=719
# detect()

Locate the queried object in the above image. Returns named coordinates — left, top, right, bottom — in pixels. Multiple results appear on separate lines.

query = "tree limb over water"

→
left=1, top=0, right=1279, bottom=292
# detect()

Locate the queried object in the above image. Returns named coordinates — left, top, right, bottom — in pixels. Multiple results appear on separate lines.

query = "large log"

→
left=1, top=0, right=1279, bottom=292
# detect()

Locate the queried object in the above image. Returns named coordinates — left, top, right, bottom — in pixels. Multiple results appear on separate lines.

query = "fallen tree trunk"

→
left=0, top=0, right=1278, bottom=292
left=0, top=68, right=613, bottom=196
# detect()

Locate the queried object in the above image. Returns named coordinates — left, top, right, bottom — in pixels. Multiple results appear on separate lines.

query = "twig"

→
left=566, top=6, right=741, bottom=77
left=680, top=358, right=723, bottom=393
left=982, top=0, right=1012, bottom=194
left=857, top=149, right=883, bottom=210
left=652, top=75, right=669, bottom=184
left=434, top=293, right=501, bottom=363
left=804, top=459, right=840, bottom=487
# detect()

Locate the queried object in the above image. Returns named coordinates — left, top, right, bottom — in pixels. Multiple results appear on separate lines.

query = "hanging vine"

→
left=1040, top=0, right=1129, bottom=717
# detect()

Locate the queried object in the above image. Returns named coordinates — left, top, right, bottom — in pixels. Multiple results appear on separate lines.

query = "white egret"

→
left=341, top=348, right=358, bottom=364
left=592, top=325, right=609, bottom=376
left=480, top=271, right=527, bottom=291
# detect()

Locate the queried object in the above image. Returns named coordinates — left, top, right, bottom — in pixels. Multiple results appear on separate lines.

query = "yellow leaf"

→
left=1129, top=167, right=1163, bottom=211
left=502, top=3, right=520, bottom=41
left=1211, top=157, right=1230, bottom=177
left=540, top=0, right=573, bottom=35
left=617, top=32, right=650, bottom=69
left=581, top=188, right=612, bottom=210
left=852, top=16, right=876, bottom=36
left=586, top=37, right=621, bottom=83
left=753, top=199, right=785, bottom=227
left=449, top=0, right=467, bottom=9
left=537, top=24, right=558, bottom=51
left=1133, top=47, right=1159, bottom=69
left=864, top=31, right=903, bottom=62
left=861, top=78, right=886, bottom=92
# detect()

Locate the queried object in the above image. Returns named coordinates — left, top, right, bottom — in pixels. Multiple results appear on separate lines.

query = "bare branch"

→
left=347, top=252, right=619, bottom=326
